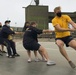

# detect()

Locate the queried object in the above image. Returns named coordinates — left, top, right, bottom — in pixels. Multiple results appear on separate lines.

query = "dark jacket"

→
left=0, top=25, right=15, bottom=38
left=23, top=26, right=42, bottom=44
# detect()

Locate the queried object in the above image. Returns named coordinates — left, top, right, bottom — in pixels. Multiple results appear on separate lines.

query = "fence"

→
left=11, top=27, right=76, bottom=39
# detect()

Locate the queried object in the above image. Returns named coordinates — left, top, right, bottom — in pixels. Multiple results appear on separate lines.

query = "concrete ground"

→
left=0, top=38, right=76, bottom=75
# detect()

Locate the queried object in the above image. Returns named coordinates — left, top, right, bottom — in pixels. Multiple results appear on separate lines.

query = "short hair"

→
left=30, top=21, right=36, bottom=26
left=54, top=6, right=61, bottom=13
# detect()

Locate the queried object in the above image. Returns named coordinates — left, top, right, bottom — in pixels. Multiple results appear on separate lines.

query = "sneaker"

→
left=8, top=55, right=15, bottom=58
left=28, top=59, right=31, bottom=63
left=14, top=53, right=20, bottom=57
left=47, top=61, right=56, bottom=66
left=6, top=53, right=9, bottom=57
left=69, top=61, right=76, bottom=69
left=35, top=58, right=40, bottom=62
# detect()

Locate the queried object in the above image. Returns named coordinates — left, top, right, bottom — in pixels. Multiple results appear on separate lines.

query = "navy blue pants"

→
left=8, top=40, right=17, bottom=55
left=0, top=38, right=17, bottom=56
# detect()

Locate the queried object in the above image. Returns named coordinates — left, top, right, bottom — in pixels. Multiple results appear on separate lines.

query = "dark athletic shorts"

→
left=23, top=41, right=41, bottom=51
left=55, top=36, right=73, bottom=47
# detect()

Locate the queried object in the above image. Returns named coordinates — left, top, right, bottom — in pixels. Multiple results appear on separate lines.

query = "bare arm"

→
left=54, top=24, right=76, bottom=32
left=69, top=20, right=76, bottom=29
left=42, top=30, right=55, bottom=33
left=15, top=32, right=23, bottom=35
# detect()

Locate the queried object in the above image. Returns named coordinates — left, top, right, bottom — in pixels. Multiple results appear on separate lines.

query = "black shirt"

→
left=23, top=26, right=43, bottom=44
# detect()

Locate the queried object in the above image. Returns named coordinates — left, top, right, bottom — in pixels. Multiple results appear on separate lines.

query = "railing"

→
left=13, top=32, right=55, bottom=39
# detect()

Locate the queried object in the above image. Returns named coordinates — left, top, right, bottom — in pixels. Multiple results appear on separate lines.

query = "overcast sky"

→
left=0, top=0, right=76, bottom=27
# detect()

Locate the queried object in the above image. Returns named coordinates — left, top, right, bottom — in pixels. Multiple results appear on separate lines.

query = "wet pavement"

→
left=0, top=40, right=76, bottom=75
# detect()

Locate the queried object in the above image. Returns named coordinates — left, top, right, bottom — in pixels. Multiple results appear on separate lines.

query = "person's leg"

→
left=9, top=40, right=20, bottom=56
left=0, top=39, right=4, bottom=56
left=1, top=45, right=4, bottom=51
left=68, top=39, right=76, bottom=68
left=0, top=45, right=3, bottom=56
left=1, top=45, right=6, bottom=53
left=0, top=45, right=4, bottom=51
left=38, top=50, right=47, bottom=61
left=56, top=40, right=71, bottom=61
left=27, top=50, right=32, bottom=63
left=39, top=46, right=50, bottom=61
left=3, top=39, right=14, bottom=58
left=10, top=40, right=17, bottom=54
left=56, top=39, right=75, bottom=68
left=38, top=45, right=56, bottom=66
left=0, top=45, right=2, bottom=52
left=33, top=51, right=40, bottom=62
left=33, top=51, right=37, bottom=58
left=69, top=39, right=76, bottom=50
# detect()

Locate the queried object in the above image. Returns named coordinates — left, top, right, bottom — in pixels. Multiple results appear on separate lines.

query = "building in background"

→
left=26, top=5, right=48, bottom=29
left=23, top=5, right=76, bottom=29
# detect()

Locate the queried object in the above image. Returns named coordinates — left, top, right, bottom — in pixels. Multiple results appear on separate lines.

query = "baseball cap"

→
left=5, top=20, right=11, bottom=23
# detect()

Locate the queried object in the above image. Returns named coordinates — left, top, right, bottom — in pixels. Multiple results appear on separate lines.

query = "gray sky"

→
left=0, top=0, right=76, bottom=27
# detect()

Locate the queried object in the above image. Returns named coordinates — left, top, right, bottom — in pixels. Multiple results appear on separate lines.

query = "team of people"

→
left=0, top=6, right=76, bottom=68
left=0, top=20, right=20, bottom=57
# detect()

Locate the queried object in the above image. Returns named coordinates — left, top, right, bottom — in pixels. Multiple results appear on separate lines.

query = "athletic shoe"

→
left=34, top=58, right=40, bottom=62
left=6, top=53, right=15, bottom=58
left=8, top=55, right=15, bottom=58
left=28, top=59, right=32, bottom=63
left=6, top=53, right=8, bottom=57
left=69, top=61, right=76, bottom=69
left=47, top=61, right=56, bottom=66
left=13, top=53, right=20, bottom=57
